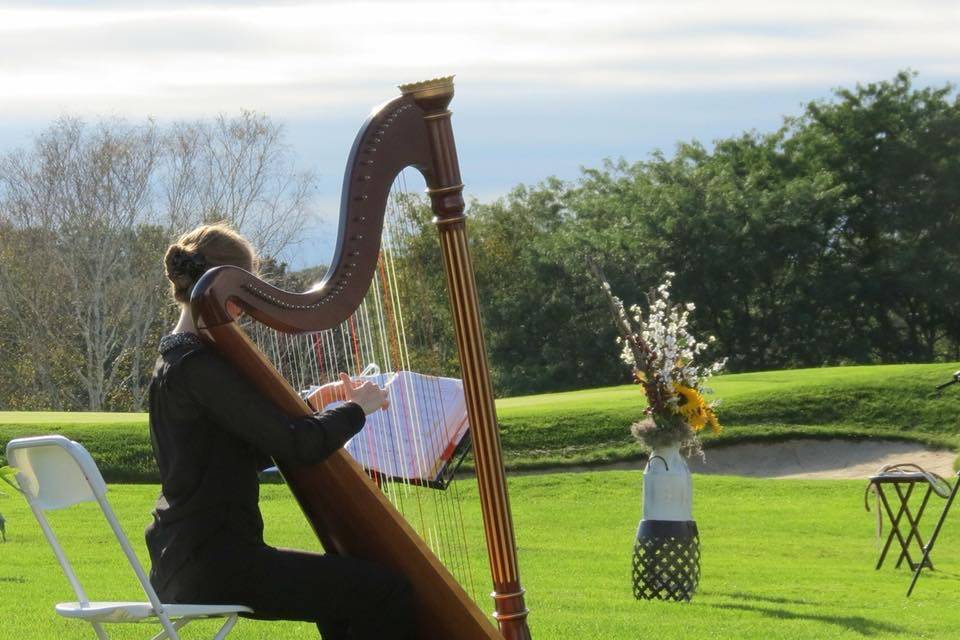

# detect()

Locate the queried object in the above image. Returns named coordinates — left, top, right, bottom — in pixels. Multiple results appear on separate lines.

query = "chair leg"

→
left=148, top=617, right=188, bottom=640
left=90, top=622, right=110, bottom=640
left=212, top=615, right=239, bottom=640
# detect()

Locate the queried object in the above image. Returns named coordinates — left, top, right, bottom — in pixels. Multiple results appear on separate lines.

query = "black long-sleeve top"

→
left=145, top=333, right=366, bottom=592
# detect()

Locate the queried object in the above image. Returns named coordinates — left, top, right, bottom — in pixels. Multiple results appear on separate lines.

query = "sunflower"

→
left=672, top=384, right=722, bottom=434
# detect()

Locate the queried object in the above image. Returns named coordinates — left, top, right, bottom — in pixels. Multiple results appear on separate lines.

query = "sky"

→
left=1, top=0, right=958, bottom=267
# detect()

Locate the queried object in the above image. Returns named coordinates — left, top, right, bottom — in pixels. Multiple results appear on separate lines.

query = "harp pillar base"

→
left=492, top=587, right=532, bottom=640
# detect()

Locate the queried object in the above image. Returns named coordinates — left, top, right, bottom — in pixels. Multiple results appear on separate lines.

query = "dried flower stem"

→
left=586, top=257, right=666, bottom=413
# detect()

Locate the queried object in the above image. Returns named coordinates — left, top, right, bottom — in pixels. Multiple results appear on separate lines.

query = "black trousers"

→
left=159, top=538, right=415, bottom=639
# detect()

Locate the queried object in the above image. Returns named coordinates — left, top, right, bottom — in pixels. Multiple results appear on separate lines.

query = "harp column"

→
left=402, top=78, right=532, bottom=640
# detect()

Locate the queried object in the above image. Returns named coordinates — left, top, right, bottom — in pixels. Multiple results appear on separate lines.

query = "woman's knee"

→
left=375, top=570, right=414, bottom=616
left=363, top=571, right=415, bottom=636
left=390, top=572, right=414, bottom=606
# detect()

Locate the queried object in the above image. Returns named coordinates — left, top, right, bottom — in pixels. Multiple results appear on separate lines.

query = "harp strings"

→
left=248, top=170, right=479, bottom=604
left=385, top=172, right=477, bottom=598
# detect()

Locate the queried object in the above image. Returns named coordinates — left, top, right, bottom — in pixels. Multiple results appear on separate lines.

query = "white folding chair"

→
left=5, top=435, right=252, bottom=640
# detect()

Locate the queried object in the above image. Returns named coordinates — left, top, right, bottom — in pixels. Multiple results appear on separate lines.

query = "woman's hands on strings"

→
left=306, top=373, right=389, bottom=415
left=338, top=372, right=389, bottom=415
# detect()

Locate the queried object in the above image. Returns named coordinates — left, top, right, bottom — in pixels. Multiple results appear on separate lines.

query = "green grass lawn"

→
left=3, top=362, right=960, bottom=479
left=1, top=472, right=959, bottom=639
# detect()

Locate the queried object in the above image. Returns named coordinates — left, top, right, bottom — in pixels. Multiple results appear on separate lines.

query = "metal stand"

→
left=632, top=520, right=700, bottom=602
left=868, top=472, right=936, bottom=571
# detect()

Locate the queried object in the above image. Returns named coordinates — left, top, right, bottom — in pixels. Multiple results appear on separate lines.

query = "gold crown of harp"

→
left=190, top=78, right=532, bottom=640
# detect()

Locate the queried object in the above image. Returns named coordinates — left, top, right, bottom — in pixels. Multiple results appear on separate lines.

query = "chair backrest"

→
left=5, top=435, right=165, bottom=614
left=6, top=436, right=107, bottom=510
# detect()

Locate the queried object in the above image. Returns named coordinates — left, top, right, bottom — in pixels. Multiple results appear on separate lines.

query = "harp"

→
left=190, top=78, right=532, bottom=640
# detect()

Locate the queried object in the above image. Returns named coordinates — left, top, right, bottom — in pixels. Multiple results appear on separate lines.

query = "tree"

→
left=792, top=70, right=960, bottom=362
left=469, top=180, right=629, bottom=394
left=564, top=71, right=960, bottom=375
left=0, top=113, right=316, bottom=411
left=162, top=111, right=315, bottom=259
left=469, top=71, right=960, bottom=388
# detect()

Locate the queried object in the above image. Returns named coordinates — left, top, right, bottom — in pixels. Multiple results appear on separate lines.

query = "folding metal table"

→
left=867, top=471, right=937, bottom=572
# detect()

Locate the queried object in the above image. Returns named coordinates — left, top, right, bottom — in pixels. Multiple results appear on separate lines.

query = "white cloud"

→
left=0, top=1, right=956, bottom=118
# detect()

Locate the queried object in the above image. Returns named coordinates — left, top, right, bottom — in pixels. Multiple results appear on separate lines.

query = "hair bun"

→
left=164, top=223, right=256, bottom=305
left=165, top=246, right=208, bottom=280
left=164, top=245, right=186, bottom=281
left=164, top=244, right=209, bottom=303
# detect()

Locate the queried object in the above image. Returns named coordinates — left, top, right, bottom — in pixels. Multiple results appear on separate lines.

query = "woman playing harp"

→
left=145, top=222, right=414, bottom=639
left=188, top=77, right=532, bottom=640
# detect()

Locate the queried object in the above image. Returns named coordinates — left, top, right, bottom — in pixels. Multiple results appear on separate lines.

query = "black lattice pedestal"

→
left=632, top=520, right=700, bottom=602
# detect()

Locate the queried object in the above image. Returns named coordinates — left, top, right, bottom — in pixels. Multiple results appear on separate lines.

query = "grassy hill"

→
left=497, top=362, right=960, bottom=468
left=0, top=412, right=154, bottom=482
left=2, top=362, right=959, bottom=480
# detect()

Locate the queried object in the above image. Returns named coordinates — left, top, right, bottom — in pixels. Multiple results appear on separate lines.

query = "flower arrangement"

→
left=591, top=264, right=725, bottom=455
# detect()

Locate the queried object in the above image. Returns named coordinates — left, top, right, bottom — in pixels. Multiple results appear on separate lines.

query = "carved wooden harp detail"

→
left=190, top=78, right=532, bottom=640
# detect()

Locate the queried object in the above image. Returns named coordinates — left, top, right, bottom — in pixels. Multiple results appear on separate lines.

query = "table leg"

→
left=875, top=483, right=916, bottom=570
left=895, top=485, right=934, bottom=571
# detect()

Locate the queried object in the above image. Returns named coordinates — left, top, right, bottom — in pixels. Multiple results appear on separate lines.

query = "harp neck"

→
left=190, top=90, right=438, bottom=333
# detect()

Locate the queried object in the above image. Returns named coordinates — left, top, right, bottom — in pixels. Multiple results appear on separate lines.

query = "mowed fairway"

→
left=2, top=472, right=960, bottom=639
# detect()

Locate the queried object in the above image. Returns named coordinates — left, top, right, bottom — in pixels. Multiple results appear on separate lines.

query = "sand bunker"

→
left=688, top=439, right=957, bottom=479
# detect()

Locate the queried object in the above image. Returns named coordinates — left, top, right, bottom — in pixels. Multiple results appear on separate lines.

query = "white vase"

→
left=642, top=443, right=693, bottom=522
left=633, top=441, right=700, bottom=601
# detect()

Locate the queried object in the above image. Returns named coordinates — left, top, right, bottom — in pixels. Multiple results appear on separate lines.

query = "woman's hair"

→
left=164, top=223, right=258, bottom=304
